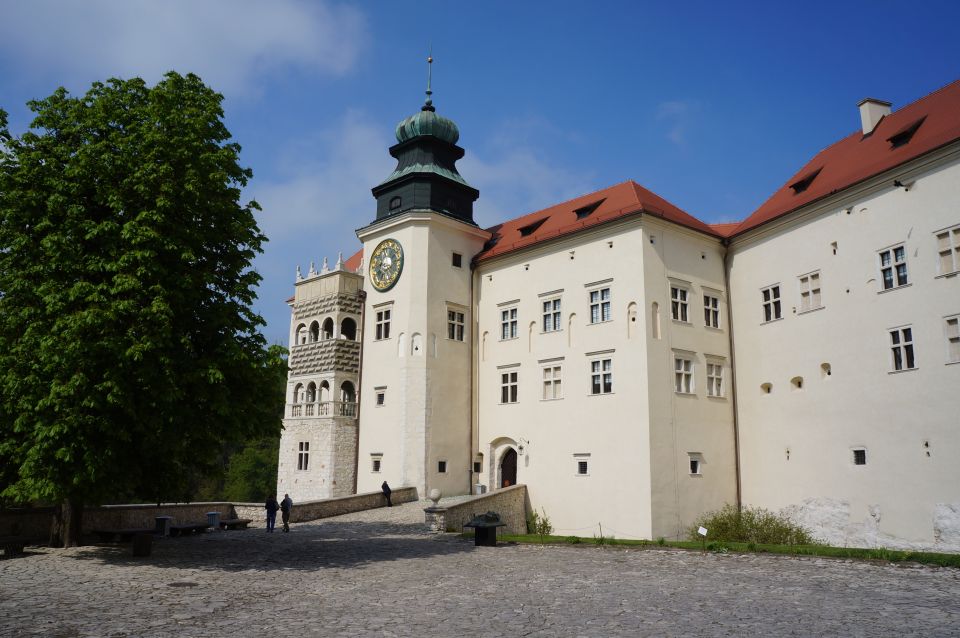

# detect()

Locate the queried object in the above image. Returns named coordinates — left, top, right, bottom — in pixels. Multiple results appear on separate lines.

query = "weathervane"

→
left=423, top=47, right=435, bottom=112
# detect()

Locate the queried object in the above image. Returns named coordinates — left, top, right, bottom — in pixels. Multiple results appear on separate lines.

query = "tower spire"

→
left=422, top=48, right=435, bottom=112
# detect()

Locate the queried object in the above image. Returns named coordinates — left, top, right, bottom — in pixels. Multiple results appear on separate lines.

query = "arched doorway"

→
left=500, top=448, right=517, bottom=488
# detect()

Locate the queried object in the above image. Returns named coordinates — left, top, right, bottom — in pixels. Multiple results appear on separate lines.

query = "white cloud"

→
left=657, top=99, right=699, bottom=146
left=0, top=0, right=368, bottom=94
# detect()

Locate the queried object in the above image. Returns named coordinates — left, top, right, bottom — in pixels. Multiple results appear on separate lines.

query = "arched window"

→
left=322, top=318, right=334, bottom=340
left=340, top=381, right=356, bottom=403
left=309, top=321, right=320, bottom=343
left=293, top=383, right=304, bottom=404
left=340, top=317, right=357, bottom=341
left=306, top=382, right=317, bottom=403
left=318, top=381, right=330, bottom=403
left=295, top=324, right=307, bottom=345
left=651, top=302, right=661, bottom=340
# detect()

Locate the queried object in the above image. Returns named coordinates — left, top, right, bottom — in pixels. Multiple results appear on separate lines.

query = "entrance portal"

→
left=500, top=448, right=517, bottom=488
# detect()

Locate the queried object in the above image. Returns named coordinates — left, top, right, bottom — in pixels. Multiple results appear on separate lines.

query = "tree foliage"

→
left=0, top=74, right=284, bottom=543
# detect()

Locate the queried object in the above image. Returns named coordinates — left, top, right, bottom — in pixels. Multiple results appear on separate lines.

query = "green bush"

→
left=689, top=504, right=817, bottom=545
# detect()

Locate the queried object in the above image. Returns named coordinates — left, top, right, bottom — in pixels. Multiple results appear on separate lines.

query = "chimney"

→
left=858, top=98, right=892, bottom=135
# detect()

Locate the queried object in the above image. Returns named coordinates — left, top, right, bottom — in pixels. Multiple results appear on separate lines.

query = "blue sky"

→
left=2, top=0, right=958, bottom=344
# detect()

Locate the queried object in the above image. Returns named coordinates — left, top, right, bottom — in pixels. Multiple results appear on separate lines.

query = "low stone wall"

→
left=0, top=503, right=239, bottom=541
left=234, top=487, right=418, bottom=526
left=432, top=485, right=528, bottom=536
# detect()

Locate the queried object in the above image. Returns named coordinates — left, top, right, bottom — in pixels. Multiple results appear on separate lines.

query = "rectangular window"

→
left=375, top=390, right=386, bottom=406
left=853, top=449, right=867, bottom=466
left=590, top=358, right=613, bottom=395
left=936, top=225, right=960, bottom=275
left=799, top=272, right=822, bottom=311
left=761, top=285, right=781, bottom=322
left=674, top=356, right=694, bottom=394
left=452, top=252, right=462, bottom=268
left=945, top=316, right=960, bottom=363
left=688, top=453, right=702, bottom=475
left=297, top=442, right=310, bottom=471
left=371, top=455, right=382, bottom=473
left=542, top=365, right=563, bottom=400
left=438, top=460, right=447, bottom=474
left=375, top=308, right=391, bottom=340
left=889, top=326, right=916, bottom=371
left=703, top=294, right=720, bottom=328
left=500, top=370, right=518, bottom=403
left=589, top=288, right=611, bottom=324
left=878, top=245, right=908, bottom=290
left=542, top=298, right=561, bottom=332
left=671, top=286, right=689, bottom=322
left=447, top=309, right=465, bottom=341
left=574, top=454, right=590, bottom=476
left=706, top=362, right=723, bottom=397
left=500, top=307, right=518, bottom=340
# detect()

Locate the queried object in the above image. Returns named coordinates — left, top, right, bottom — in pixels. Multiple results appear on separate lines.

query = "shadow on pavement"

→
left=65, top=519, right=476, bottom=573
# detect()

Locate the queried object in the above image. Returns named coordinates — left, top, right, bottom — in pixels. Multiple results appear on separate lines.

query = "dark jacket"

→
left=265, top=497, right=280, bottom=513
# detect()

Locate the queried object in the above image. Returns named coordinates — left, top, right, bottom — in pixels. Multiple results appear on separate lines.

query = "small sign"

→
left=698, top=526, right=708, bottom=537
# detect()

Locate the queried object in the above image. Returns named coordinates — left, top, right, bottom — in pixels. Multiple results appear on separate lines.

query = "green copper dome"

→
left=395, top=107, right=460, bottom=145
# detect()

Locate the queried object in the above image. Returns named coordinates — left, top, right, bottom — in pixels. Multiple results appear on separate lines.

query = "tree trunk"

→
left=50, top=497, right=84, bottom=547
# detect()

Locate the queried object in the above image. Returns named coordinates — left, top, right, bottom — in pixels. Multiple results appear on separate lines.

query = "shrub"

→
left=689, top=504, right=817, bottom=545
left=566, top=536, right=581, bottom=544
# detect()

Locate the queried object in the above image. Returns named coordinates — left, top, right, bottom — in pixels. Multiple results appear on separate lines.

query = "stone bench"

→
left=219, top=518, right=251, bottom=530
left=0, top=536, right=26, bottom=557
left=168, top=522, right=211, bottom=537
left=91, top=527, right=156, bottom=543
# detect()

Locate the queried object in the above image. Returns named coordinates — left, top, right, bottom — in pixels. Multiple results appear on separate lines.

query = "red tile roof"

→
left=344, top=249, right=363, bottom=272
left=474, top=180, right=719, bottom=263
left=731, top=78, right=960, bottom=237
left=709, top=222, right=740, bottom=237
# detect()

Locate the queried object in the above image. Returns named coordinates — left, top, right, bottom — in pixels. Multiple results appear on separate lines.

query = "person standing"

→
left=280, top=493, right=293, bottom=533
left=265, top=494, right=279, bottom=533
left=381, top=481, right=392, bottom=507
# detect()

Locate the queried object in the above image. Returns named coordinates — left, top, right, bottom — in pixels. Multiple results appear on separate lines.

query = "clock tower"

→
left=355, top=59, right=489, bottom=497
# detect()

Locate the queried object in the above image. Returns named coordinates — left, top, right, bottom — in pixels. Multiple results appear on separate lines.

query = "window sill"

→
left=499, top=337, right=519, bottom=342
left=707, top=395, right=727, bottom=400
left=946, top=360, right=960, bottom=366
left=498, top=402, right=519, bottom=406
left=588, top=392, right=615, bottom=397
left=761, top=317, right=784, bottom=325
left=888, top=367, right=918, bottom=375
left=540, top=329, right=563, bottom=335
left=796, top=305, right=825, bottom=316
left=689, top=473, right=703, bottom=478
left=935, top=271, right=959, bottom=280
left=374, top=337, right=392, bottom=342
left=877, top=283, right=912, bottom=295
left=540, top=397, right=564, bottom=402
left=705, top=325, right=723, bottom=332
left=675, top=391, right=696, bottom=397
left=672, top=319, right=692, bottom=325
left=587, top=319, right=613, bottom=326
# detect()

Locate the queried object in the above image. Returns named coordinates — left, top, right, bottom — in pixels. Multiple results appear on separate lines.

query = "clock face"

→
left=369, top=238, right=404, bottom=292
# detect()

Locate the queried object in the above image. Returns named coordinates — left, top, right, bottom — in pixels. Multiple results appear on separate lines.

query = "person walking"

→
left=265, top=494, right=280, bottom=533
left=280, top=493, right=293, bottom=533
left=381, top=481, right=392, bottom=507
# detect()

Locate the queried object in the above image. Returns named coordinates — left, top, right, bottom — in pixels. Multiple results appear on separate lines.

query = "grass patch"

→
left=489, top=534, right=960, bottom=568
left=689, top=504, right=816, bottom=545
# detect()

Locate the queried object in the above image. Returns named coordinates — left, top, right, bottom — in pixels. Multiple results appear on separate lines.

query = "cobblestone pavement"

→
left=2, top=499, right=959, bottom=637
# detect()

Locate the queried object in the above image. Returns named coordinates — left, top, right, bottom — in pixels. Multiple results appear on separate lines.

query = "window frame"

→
left=889, top=325, right=917, bottom=372
left=703, top=293, right=720, bottom=328
left=935, top=224, right=960, bottom=276
left=706, top=361, right=724, bottom=398
left=588, top=287, right=612, bottom=324
left=688, top=453, right=703, bottom=476
left=371, top=454, right=383, bottom=473
left=541, top=363, right=563, bottom=401
left=500, top=306, right=518, bottom=341
left=877, top=244, right=908, bottom=291
left=500, top=369, right=519, bottom=404
left=541, top=297, right=562, bottom=333
left=674, top=355, right=694, bottom=394
left=297, top=441, right=310, bottom=471
left=574, top=453, right=590, bottom=477
left=944, top=314, right=960, bottom=364
left=798, top=270, right=823, bottom=312
left=589, top=357, right=613, bottom=395
left=671, top=286, right=690, bottom=323
left=374, top=306, right=392, bottom=341
left=761, top=284, right=782, bottom=323
left=447, top=307, right=465, bottom=342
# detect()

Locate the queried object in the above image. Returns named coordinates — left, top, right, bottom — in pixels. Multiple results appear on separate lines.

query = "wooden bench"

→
left=219, top=518, right=252, bottom=530
left=168, top=522, right=211, bottom=537
left=0, top=536, right=27, bottom=557
left=91, top=527, right=156, bottom=543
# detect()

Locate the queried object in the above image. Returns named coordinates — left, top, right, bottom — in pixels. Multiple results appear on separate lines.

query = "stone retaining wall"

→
left=234, top=487, right=418, bottom=525
left=0, top=487, right=417, bottom=540
left=434, top=485, right=528, bottom=535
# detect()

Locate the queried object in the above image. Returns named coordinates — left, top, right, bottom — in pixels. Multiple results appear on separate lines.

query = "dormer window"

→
left=789, top=168, right=822, bottom=194
left=518, top=217, right=549, bottom=237
left=574, top=199, right=605, bottom=221
left=887, top=116, right=926, bottom=149
left=389, top=196, right=402, bottom=211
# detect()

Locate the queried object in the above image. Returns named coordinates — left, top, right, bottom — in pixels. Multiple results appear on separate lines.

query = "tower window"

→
left=438, top=460, right=447, bottom=474
left=297, top=442, right=310, bottom=471
left=371, top=454, right=383, bottom=473
left=389, top=196, right=402, bottom=211
left=375, top=308, right=391, bottom=340
left=452, top=252, right=462, bottom=268
left=853, top=449, right=867, bottom=465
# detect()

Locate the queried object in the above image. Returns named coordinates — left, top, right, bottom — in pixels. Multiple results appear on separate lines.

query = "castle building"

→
left=278, top=77, right=960, bottom=550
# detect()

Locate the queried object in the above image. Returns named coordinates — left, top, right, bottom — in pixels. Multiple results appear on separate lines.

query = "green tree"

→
left=0, top=74, right=284, bottom=546
left=222, top=435, right=281, bottom=503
